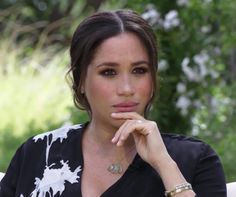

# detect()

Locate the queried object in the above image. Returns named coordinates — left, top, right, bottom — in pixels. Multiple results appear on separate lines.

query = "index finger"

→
left=111, top=112, right=145, bottom=120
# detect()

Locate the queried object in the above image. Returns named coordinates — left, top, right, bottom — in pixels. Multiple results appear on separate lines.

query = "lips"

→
left=112, top=102, right=139, bottom=112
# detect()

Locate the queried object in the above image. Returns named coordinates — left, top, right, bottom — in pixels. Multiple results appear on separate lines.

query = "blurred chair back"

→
left=0, top=172, right=5, bottom=182
left=227, top=182, right=236, bottom=197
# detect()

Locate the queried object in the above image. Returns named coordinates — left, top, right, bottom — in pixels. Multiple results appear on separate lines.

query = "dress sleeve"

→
left=193, top=143, right=226, bottom=197
left=0, top=143, right=25, bottom=197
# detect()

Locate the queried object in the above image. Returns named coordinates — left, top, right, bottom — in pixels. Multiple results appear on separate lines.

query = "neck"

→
left=82, top=119, right=137, bottom=175
left=84, top=119, right=135, bottom=153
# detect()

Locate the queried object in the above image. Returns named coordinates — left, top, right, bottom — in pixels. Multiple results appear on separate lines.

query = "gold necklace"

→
left=107, top=145, right=136, bottom=174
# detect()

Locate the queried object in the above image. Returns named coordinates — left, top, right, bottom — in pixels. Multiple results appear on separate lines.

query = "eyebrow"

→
left=96, top=60, right=150, bottom=68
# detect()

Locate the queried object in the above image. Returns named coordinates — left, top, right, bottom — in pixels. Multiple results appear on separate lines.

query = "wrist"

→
left=165, top=182, right=194, bottom=197
left=148, top=153, right=196, bottom=196
left=150, top=154, right=189, bottom=191
left=150, top=152, right=175, bottom=174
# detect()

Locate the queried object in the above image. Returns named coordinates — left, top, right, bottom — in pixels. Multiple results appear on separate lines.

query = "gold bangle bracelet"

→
left=165, top=182, right=193, bottom=197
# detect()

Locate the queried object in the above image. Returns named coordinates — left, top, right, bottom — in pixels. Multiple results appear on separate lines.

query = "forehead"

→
left=98, top=32, right=145, bottom=49
left=90, top=32, right=149, bottom=64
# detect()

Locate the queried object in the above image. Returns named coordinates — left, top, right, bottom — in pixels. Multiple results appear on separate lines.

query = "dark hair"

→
left=67, top=9, right=158, bottom=116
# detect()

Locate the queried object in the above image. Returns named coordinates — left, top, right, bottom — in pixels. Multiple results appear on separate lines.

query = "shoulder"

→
left=161, top=133, right=226, bottom=184
left=161, top=133, right=216, bottom=172
left=24, top=123, right=84, bottom=147
left=161, top=134, right=226, bottom=196
left=0, top=124, right=86, bottom=196
left=161, top=133, right=210, bottom=157
left=33, top=123, right=83, bottom=142
left=3, top=123, right=85, bottom=178
left=14, top=123, right=86, bottom=165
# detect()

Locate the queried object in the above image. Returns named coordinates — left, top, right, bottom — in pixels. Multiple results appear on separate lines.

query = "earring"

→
left=81, top=86, right=85, bottom=94
left=150, top=90, right=154, bottom=99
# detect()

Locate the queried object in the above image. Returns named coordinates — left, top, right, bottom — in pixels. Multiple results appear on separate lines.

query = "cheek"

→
left=137, top=77, right=153, bottom=98
left=86, top=78, right=113, bottom=100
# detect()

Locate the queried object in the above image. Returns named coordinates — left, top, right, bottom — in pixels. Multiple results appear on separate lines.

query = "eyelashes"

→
left=99, top=69, right=116, bottom=76
left=99, top=67, right=149, bottom=77
left=133, top=67, right=149, bottom=74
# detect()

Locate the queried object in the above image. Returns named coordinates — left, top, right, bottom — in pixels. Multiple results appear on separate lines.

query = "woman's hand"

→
left=110, top=112, right=169, bottom=167
left=111, top=112, right=196, bottom=197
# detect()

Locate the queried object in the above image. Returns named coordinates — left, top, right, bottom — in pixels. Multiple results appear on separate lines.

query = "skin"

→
left=81, top=32, right=195, bottom=197
left=83, top=32, right=153, bottom=133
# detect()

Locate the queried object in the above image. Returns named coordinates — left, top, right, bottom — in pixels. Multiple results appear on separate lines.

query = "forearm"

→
left=150, top=153, right=196, bottom=197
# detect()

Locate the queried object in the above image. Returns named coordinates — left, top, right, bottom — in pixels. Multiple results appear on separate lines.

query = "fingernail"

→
left=117, top=141, right=122, bottom=146
left=111, top=113, right=117, bottom=116
left=111, top=137, right=116, bottom=143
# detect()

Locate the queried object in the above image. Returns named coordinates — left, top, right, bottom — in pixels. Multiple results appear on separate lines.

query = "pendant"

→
left=107, top=163, right=123, bottom=174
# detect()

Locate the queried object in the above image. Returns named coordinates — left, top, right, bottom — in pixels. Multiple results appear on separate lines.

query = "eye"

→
left=99, top=69, right=116, bottom=76
left=133, top=67, right=149, bottom=74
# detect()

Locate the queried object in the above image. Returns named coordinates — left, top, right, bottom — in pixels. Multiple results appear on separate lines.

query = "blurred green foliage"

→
left=0, top=0, right=235, bottom=182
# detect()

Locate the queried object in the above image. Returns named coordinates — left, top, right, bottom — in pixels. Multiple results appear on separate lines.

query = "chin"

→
left=111, top=118, right=126, bottom=128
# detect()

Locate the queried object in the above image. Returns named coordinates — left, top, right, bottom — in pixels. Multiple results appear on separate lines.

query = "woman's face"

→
left=83, top=32, right=153, bottom=127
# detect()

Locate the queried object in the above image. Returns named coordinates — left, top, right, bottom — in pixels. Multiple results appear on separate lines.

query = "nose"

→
left=117, top=74, right=135, bottom=96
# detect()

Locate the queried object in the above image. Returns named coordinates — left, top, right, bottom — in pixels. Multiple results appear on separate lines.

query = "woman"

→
left=0, top=10, right=226, bottom=197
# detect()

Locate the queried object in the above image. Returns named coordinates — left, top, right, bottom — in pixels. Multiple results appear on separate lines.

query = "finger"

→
left=111, top=120, right=130, bottom=144
left=132, top=122, right=151, bottom=136
left=111, top=112, right=144, bottom=144
left=113, top=120, right=150, bottom=146
left=111, top=112, right=145, bottom=121
left=120, top=121, right=151, bottom=146
left=116, top=120, right=138, bottom=146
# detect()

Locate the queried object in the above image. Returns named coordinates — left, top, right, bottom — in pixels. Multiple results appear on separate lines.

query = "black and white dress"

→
left=0, top=122, right=226, bottom=197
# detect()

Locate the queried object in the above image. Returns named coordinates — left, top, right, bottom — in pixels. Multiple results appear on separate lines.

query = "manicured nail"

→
left=117, top=141, right=122, bottom=146
left=111, top=137, right=116, bottom=143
